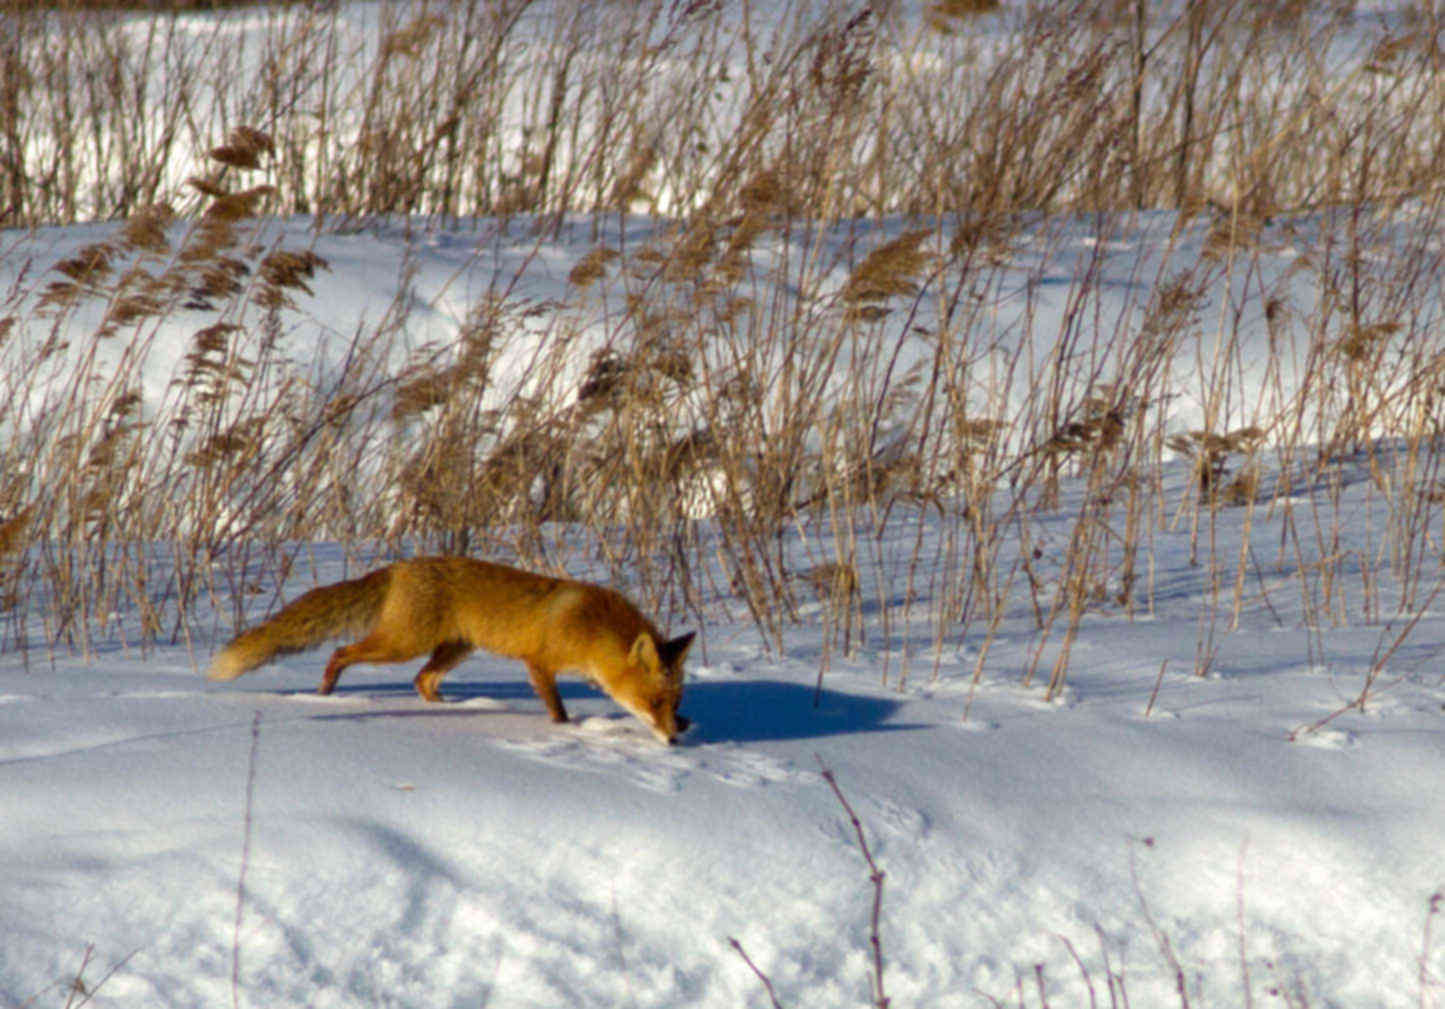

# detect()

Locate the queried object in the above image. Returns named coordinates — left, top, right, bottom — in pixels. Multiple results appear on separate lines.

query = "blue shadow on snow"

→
left=324, top=675, right=916, bottom=743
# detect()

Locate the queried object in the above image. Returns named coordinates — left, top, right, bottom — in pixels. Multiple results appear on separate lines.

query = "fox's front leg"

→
left=525, top=662, right=568, bottom=722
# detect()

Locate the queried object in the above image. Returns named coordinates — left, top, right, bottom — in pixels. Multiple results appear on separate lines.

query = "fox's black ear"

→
left=659, top=631, right=695, bottom=666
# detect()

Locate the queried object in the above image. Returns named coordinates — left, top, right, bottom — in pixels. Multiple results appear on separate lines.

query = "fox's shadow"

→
left=677, top=680, right=914, bottom=743
left=326, top=677, right=914, bottom=743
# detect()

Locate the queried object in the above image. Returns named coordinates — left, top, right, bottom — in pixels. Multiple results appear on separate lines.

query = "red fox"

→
left=208, top=556, right=694, bottom=743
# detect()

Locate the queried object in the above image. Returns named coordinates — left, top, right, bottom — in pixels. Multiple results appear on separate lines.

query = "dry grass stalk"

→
left=1167, top=426, right=1267, bottom=500
left=186, top=257, right=249, bottom=309
left=187, top=176, right=231, bottom=200
left=178, top=217, right=241, bottom=264
left=258, top=250, right=327, bottom=295
left=1044, top=388, right=1132, bottom=463
left=0, top=505, right=34, bottom=558
left=208, top=126, right=275, bottom=171
left=608, top=144, right=657, bottom=211
left=662, top=219, right=719, bottom=283
left=842, top=230, right=933, bottom=305
left=102, top=290, right=165, bottom=331
left=392, top=372, right=452, bottom=421
left=53, top=244, right=114, bottom=286
left=204, top=186, right=276, bottom=223
left=925, top=0, right=1003, bottom=36
left=797, top=561, right=859, bottom=603
left=568, top=246, right=619, bottom=288
left=1336, top=321, right=1400, bottom=363
left=380, top=13, right=446, bottom=61
left=121, top=204, right=175, bottom=255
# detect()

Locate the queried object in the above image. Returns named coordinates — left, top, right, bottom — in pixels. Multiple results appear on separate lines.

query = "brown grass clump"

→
left=209, top=127, right=275, bottom=171
left=121, top=204, right=175, bottom=255
left=568, top=246, right=620, bottom=288
left=258, top=250, right=327, bottom=294
left=203, top=186, right=276, bottom=223
left=52, top=245, right=114, bottom=287
left=1336, top=321, right=1400, bottom=364
left=1167, top=426, right=1267, bottom=500
left=0, top=505, right=33, bottom=558
left=187, top=176, right=232, bottom=200
left=1045, top=391, right=1129, bottom=460
left=841, top=230, right=934, bottom=305
left=185, top=257, right=249, bottom=309
left=380, top=14, right=446, bottom=61
left=608, top=145, right=657, bottom=212
left=102, top=289, right=165, bottom=331
left=178, top=322, right=244, bottom=396
left=797, top=561, right=859, bottom=603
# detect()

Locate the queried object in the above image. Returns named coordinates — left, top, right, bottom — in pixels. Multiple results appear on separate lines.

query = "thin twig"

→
left=1143, top=659, right=1168, bottom=718
left=817, top=757, right=889, bottom=1009
left=1421, top=891, right=1442, bottom=1009
left=231, top=711, right=262, bottom=1009
left=727, top=936, right=785, bottom=1009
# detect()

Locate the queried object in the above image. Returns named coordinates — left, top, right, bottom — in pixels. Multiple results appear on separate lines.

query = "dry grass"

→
left=0, top=0, right=1442, bottom=711
left=6, top=0, right=1445, bottom=227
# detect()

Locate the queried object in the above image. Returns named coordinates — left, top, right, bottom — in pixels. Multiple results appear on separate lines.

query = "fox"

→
left=207, top=556, right=694, bottom=744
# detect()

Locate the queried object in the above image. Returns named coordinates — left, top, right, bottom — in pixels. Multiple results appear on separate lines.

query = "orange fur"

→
left=208, top=557, right=693, bottom=743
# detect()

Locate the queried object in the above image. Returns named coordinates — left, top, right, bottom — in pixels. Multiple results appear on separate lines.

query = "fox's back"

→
left=386, top=557, right=655, bottom=669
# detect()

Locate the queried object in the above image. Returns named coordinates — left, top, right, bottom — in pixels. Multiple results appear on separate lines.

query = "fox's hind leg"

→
left=413, top=641, right=472, bottom=702
left=318, top=634, right=426, bottom=695
left=525, top=661, right=568, bottom=723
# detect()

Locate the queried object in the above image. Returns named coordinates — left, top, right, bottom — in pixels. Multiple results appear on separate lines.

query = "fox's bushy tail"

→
left=207, top=569, right=391, bottom=681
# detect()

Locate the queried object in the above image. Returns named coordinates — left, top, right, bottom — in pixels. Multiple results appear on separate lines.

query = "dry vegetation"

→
left=1, top=0, right=1444, bottom=717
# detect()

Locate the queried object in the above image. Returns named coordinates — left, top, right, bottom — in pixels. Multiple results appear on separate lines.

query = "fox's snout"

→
left=659, top=713, right=691, bottom=745
left=639, top=708, right=690, bottom=745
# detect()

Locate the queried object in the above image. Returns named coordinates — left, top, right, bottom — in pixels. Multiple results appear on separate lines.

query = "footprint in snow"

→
left=698, top=745, right=801, bottom=788
left=1293, top=727, right=1358, bottom=750
left=283, top=690, right=372, bottom=705
left=492, top=717, right=805, bottom=792
left=955, top=717, right=1000, bottom=732
left=493, top=732, right=691, bottom=794
left=455, top=696, right=509, bottom=712
left=865, top=795, right=928, bottom=837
